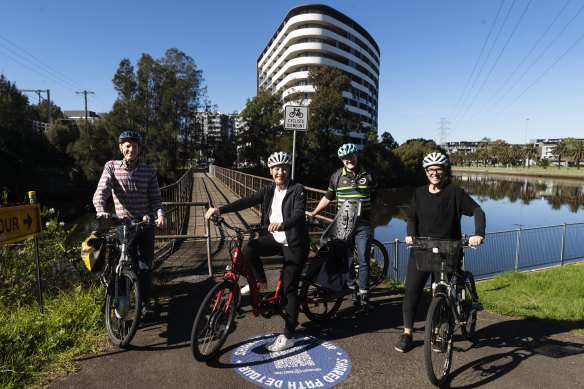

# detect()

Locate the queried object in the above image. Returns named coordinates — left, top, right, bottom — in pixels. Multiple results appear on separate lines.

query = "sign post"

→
left=284, top=105, right=308, bottom=180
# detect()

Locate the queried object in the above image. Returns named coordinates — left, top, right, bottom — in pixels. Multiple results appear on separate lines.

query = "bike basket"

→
left=411, top=238, right=463, bottom=273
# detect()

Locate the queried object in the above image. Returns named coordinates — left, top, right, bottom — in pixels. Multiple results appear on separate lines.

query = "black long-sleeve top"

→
left=219, top=180, right=309, bottom=250
left=406, top=183, right=486, bottom=239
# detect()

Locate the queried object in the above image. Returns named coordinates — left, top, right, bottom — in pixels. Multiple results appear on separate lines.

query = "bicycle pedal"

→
left=473, top=302, right=484, bottom=311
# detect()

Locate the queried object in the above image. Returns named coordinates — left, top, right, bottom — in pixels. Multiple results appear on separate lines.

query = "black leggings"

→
left=402, top=253, right=439, bottom=329
left=242, top=234, right=308, bottom=338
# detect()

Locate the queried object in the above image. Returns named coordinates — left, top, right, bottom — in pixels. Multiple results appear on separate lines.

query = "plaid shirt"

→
left=93, top=160, right=164, bottom=219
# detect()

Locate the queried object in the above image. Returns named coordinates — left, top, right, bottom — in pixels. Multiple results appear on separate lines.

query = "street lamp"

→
left=524, top=118, right=530, bottom=166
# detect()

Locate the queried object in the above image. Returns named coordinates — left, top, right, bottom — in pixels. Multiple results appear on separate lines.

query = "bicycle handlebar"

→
left=209, top=215, right=262, bottom=235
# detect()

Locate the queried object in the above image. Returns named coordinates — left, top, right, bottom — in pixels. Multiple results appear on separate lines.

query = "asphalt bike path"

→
left=51, top=257, right=584, bottom=389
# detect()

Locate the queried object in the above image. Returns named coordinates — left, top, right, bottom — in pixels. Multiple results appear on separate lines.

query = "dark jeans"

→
left=346, top=223, right=372, bottom=293
left=242, top=234, right=308, bottom=338
left=117, top=225, right=155, bottom=305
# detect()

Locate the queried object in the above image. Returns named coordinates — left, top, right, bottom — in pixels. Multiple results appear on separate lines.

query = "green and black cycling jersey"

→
left=325, top=164, right=376, bottom=220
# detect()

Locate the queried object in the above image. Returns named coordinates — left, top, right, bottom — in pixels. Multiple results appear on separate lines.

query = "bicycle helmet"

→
left=267, top=151, right=292, bottom=167
left=118, top=130, right=142, bottom=145
left=422, top=152, right=449, bottom=168
left=337, top=143, right=358, bottom=158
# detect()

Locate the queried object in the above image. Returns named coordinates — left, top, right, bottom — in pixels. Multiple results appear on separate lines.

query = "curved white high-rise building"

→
left=257, top=4, right=381, bottom=144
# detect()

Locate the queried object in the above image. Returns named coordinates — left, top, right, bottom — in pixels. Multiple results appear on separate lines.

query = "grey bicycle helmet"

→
left=337, top=143, right=358, bottom=158
left=422, top=152, right=449, bottom=168
left=267, top=151, right=292, bottom=167
left=118, top=130, right=143, bottom=145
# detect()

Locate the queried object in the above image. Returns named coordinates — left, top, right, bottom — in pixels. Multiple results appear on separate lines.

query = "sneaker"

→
left=266, top=334, right=295, bottom=352
left=350, top=288, right=360, bottom=305
left=360, top=292, right=374, bottom=312
left=395, top=333, right=413, bottom=353
left=240, top=284, right=250, bottom=295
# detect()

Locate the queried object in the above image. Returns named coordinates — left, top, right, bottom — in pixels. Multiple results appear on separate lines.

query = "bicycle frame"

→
left=212, top=217, right=286, bottom=318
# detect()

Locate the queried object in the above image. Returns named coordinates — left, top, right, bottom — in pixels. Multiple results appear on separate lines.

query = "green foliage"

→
left=0, top=284, right=103, bottom=388
left=238, top=89, right=287, bottom=166
left=0, top=206, right=91, bottom=308
left=477, top=263, right=584, bottom=334
left=393, top=138, right=442, bottom=184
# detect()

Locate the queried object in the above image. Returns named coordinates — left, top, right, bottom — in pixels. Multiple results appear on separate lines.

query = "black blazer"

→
left=219, top=180, right=309, bottom=250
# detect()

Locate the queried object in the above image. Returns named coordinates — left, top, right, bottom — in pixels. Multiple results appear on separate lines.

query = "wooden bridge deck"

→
left=153, top=172, right=260, bottom=283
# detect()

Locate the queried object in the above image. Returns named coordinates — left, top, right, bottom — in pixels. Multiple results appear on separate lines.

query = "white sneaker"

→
left=266, top=334, right=294, bottom=352
left=240, top=284, right=250, bottom=295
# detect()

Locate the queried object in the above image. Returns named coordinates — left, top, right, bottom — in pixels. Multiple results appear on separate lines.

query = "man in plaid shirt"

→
left=93, top=130, right=166, bottom=316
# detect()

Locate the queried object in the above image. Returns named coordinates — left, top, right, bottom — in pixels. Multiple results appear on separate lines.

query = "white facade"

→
left=257, top=4, right=380, bottom=147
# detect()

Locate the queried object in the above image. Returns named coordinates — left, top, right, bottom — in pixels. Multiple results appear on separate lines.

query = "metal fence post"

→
left=393, top=239, right=399, bottom=280
left=560, top=223, right=566, bottom=266
left=514, top=227, right=521, bottom=271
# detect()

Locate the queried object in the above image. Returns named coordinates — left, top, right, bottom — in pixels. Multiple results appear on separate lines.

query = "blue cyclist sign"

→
left=231, top=333, right=351, bottom=388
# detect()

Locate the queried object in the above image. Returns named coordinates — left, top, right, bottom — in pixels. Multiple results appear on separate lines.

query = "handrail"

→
left=211, top=165, right=338, bottom=220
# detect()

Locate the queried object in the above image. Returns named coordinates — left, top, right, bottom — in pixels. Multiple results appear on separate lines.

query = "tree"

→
left=392, top=138, right=441, bottom=184
left=552, top=139, right=568, bottom=169
left=565, top=137, right=584, bottom=169
left=305, top=65, right=360, bottom=136
left=238, top=89, right=286, bottom=167
left=523, top=143, right=539, bottom=167
left=107, top=49, right=206, bottom=182
left=380, top=131, right=399, bottom=150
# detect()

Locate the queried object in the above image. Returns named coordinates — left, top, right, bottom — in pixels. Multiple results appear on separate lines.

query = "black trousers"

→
left=242, top=234, right=308, bottom=338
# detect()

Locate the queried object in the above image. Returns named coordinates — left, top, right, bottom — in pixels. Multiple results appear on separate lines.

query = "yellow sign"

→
left=0, top=204, right=42, bottom=245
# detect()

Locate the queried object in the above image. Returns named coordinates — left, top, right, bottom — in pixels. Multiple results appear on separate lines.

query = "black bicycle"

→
left=409, top=237, right=482, bottom=387
left=98, top=214, right=153, bottom=347
left=308, top=216, right=389, bottom=290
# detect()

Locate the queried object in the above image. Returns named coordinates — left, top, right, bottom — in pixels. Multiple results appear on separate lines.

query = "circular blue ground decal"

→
left=231, top=333, right=351, bottom=388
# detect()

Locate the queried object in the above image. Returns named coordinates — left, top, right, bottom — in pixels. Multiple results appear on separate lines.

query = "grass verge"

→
left=0, top=284, right=105, bottom=388
left=477, top=262, right=584, bottom=335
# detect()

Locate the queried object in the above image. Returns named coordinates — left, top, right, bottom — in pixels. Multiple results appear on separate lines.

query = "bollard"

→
left=29, top=191, right=44, bottom=313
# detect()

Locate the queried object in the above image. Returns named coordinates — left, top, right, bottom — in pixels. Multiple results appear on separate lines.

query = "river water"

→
left=372, top=172, right=584, bottom=243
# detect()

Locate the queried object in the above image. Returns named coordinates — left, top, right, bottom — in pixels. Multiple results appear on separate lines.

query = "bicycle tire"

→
left=461, top=272, right=479, bottom=340
left=105, top=269, right=141, bottom=348
left=191, top=279, right=239, bottom=362
left=365, top=239, right=389, bottom=289
left=299, top=279, right=342, bottom=321
left=424, top=296, right=454, bottom=387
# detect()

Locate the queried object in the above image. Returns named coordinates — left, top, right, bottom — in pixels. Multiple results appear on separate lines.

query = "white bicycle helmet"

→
left=267, top=151, right=292, bottom=167
left=422, top=152, right=449, bottom=168
left=337, top=143, right=358, bottom=158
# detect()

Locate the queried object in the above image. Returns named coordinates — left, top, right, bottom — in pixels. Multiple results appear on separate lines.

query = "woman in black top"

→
left=205, top=151, right=309, bottom=353
left=394, top=152, right=486, bottom=353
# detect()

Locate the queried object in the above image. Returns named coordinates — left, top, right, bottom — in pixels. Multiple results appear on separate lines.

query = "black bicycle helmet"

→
left=118, top=130, right=142, bottom=145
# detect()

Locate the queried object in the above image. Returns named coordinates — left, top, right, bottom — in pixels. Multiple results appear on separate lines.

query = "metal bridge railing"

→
left=211, top=165, right=338, bottom=219
left=156, top=168, right=194, bottom=258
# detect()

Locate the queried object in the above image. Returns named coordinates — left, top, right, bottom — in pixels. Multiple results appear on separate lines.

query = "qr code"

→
left=272, top=347, right=316, bottom=369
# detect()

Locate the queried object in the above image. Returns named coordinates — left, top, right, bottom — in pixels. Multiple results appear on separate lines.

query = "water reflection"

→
left=454, top=173, right=584, bottom=213
left=372, top=173, right=584, bottom=243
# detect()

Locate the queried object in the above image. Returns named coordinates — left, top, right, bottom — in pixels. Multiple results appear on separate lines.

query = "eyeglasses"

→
left=425, top=168, right=444, bottom=175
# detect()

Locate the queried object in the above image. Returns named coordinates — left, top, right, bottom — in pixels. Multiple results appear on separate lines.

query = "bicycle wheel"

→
left=424, top=296, right=454, bottom=387
left=299, top=280, right=343, bottom=321
left=461, top=272, right=479, bottom=340
left=191, top=279, right=238, bottom=362
left=366, top=239, right=389, bottom=289
left=105, top=269, right=141, bottom=348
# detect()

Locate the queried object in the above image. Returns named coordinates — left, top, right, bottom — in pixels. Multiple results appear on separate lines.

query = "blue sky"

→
left=2, top=0, right=583, bottom=145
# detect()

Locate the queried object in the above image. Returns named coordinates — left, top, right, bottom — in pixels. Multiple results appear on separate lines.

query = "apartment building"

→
left=257, top=4, right=380, bottom=148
